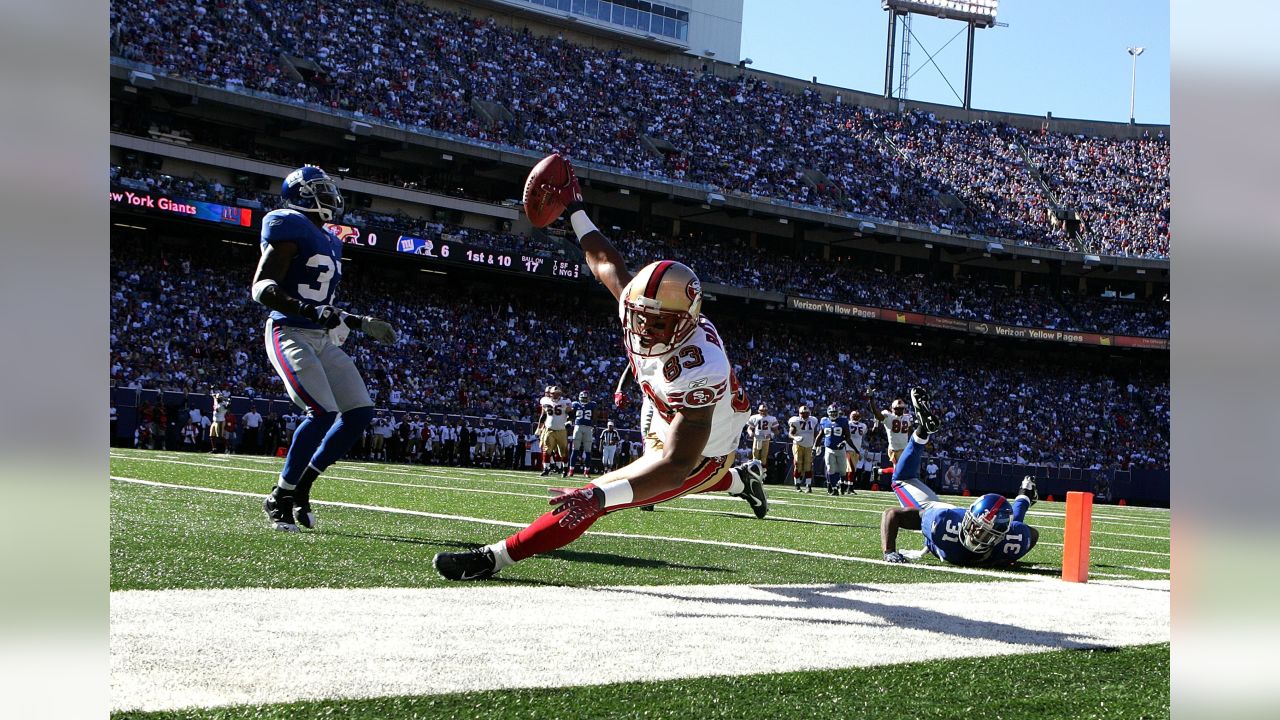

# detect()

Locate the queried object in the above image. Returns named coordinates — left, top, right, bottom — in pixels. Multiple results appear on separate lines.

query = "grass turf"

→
left=109, top=449, right=1169, bottom=590
left=112, top=642, right=1170, bottom=720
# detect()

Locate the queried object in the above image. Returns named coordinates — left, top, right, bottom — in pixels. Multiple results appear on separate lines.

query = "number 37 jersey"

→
left=920, top=506, right=1034, bottom=567
left=260, top=209, right=344, bottom=329
left=629, top=317, right=750, bottom=459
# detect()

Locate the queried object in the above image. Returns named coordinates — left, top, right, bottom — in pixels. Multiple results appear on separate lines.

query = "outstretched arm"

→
left=552, top=158, right=633, bottom=300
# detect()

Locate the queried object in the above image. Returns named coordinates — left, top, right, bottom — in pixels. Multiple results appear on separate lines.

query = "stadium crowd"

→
left=110, top=165, right=1169, bottom=338
left=110, top=236, right=1169, bottom=470
left=109, top=0, right=1169, bottom=258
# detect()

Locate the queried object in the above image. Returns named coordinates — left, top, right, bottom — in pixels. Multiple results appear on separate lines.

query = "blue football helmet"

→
left=960, top=493, right=1013, bottom=553
left=578, top=391, right=590, bottom=403
left=281, top=165, right=343, bottom=222
left=826, top=404, right=840, bottom=419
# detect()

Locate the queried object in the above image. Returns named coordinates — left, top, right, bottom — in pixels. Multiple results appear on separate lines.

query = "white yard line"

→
left=111, top=476, right=1046, bottom=582
left=110, top=579, right=1170, bottom=713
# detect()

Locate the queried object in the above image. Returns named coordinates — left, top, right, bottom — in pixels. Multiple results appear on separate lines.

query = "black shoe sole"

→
left=910, top=387, right=941, bottom=434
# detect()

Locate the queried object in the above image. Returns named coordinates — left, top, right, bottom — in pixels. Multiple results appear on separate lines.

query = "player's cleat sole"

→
left=910, top=386, right=941, bottom=435
left=263, top=494, right=299, bottom=533
left=639, top=504, right=656, bottom=511
left=433, top=547, right=498, bottom=581
left=730, top=460, right=769, bottom=519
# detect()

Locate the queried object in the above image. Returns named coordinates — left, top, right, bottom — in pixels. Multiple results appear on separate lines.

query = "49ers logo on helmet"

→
left=685, top=278, right=700, bottom=302
left=686, top=388, right=715, bottom=407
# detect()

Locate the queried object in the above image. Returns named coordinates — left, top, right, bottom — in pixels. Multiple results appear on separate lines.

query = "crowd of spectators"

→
left=109, top=0, right=1170, bottom=258
left=110, top=237, right=1169, bottom=470
left=111, top=164, right=1170, bottom=338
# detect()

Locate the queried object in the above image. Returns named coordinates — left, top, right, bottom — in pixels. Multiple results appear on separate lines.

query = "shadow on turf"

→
left=646, top=507, right=877, bottom=531
left=599, top=584, right=1104, bottom=649
left=545, top=548, right=730, bottom=574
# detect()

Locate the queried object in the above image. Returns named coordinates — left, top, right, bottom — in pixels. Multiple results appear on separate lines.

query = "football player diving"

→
left=251, top=165, right=398, bottom=532
left=880, top=387, right=1040, bottom=567
left=434, top=154, right=768, bottom=580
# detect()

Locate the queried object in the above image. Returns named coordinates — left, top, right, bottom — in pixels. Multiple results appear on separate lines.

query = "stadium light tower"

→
left=881, top=1, right=1001, bottom=110
left=1127, top=46, right=1145, bottom=124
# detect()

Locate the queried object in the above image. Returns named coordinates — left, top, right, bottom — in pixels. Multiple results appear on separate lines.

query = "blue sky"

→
left=740, top=0, right=1170, bottom=124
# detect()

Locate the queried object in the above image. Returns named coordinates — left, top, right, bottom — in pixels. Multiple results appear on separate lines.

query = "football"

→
left=522, top=153, right=571, bottom=228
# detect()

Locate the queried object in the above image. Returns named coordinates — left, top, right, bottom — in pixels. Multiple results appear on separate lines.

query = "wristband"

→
left=597, top=478, right=634, bottom=508
left=250, top=279, right=278, bottom=303
left=569, top=208, right=598, bottom=242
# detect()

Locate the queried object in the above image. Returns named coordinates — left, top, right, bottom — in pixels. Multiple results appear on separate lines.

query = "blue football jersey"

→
left=920, top=506, right=1035, bottom=567
left=260, top=209, right=344, bottom=329
left=818, top=416, right=850, bottom=450
left=571, top=401, right=597, bottom=427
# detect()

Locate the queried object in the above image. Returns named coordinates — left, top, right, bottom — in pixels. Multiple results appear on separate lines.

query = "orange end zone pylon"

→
left=1062, top=491, right=1093, bottom=582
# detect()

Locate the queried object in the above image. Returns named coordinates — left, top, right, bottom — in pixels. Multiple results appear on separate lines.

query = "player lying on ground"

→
left=251, top=165, right=398, bottom=532
left=879, top=387, right=1039, bottom=566
left=433, top=154, right=768, bottom=580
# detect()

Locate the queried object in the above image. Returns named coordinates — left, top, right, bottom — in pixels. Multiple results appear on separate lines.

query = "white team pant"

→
left=264, top=319, right=372, bottom=414
left=571, top=425, right=594, bottom=452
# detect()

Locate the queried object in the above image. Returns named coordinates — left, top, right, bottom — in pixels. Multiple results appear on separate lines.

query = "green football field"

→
left=109, top=448, right=1170, bottom=719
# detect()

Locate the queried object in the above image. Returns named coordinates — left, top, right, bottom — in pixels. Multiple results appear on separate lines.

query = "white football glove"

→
left=361, top=316, right=398, bottom=344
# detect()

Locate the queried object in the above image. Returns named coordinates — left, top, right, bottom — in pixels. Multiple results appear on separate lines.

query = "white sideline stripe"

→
left=1115, top=565, right=1171, bottom=575
left=110, top=476, right=1046, bottom=581
left=109, top=579, right=1170, bottom=712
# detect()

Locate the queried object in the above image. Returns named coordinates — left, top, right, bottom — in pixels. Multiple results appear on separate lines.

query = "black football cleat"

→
left=1018, top=476, right=1039, bottom=506
left=731, top=460, right=769, bottom=519
left=293, top=495, right=317, bottom=530
left=433, top=547, right=498, bottom=581
left=263, top=493, right=299, bottom=532
left=910, top=386, right=941, bottom=435
left=639, top=504, right=656, bottom=511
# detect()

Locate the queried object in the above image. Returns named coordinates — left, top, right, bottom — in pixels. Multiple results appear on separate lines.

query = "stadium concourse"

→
left=108, top=0, right=1168, bottom=258
left=111, top=232, right=1168, bottom=471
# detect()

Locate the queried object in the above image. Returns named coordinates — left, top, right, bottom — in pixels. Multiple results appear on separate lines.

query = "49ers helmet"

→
left=618, top=260, right=702, bottom=357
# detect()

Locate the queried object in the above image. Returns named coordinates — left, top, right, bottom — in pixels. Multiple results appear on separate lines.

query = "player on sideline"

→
left=786, top=405, right=818, bottom=492
left=818, top=404, right=852, bottom=495
left=599, top=420, right=622, bottom=473
left=537, top=386, right=572, bottom=477
left=747, top=404, right=777, bottom=470
left=841, top=409, right=868, bottom=495
left=568, top=390, right=597, bottom=477
left=252, top=165, right=398, bottom=532
left=880, top=387, right=1040, bottom=567
left=434, top=155, right=768, bottom=580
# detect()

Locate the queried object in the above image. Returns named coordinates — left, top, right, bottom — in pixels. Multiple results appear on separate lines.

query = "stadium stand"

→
left=108, top=0, right=1169, bottom=258
left=110, top=233, right=1168, bottom=470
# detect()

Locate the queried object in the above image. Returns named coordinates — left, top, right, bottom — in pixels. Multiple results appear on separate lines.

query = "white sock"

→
left=485, top=540, right=515, bottom=570
left=726, top=468, right=746, bottom=495
left=276, top=476, right=296, bottom=491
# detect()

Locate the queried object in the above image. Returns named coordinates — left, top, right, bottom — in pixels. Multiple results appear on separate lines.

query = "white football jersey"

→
left=629, top=317, right=749, bottom=459
left=748, top=413, right=777, bottom=444
left=848, top=420, right=868, bottom=452
left=540, top=396, right=572, bottom=430
left=880, top=410, right=915, bottom=450
left=787, top=415, right=818, bottom=448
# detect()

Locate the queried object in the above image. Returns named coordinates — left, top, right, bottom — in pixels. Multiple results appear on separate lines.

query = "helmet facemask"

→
left=959, top=497, right=1012, bottom=553
left=622, top=296, right=698, bottom=357
left=286, top=172, right=344, bottom=222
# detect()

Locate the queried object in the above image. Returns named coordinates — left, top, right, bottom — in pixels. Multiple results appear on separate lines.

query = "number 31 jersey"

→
left=260, top=209, right=344, bottom=329
left=920, top=506, right=1034, bottom=567
left=629, top=317, right=750, bottom=459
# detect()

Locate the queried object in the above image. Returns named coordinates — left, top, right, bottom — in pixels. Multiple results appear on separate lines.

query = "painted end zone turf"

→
left=111, top=579, right=1169, bottom=713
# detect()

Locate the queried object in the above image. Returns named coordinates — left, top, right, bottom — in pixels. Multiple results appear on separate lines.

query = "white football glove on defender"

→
left=361, top=317, right=398, bottom=344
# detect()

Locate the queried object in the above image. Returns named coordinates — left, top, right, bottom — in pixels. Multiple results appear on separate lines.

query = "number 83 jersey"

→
left=629, top=317, right=751, bottom=459
left=260, top=209, right=344, bottom=329
left=920, top=506, right=1034, bottom=567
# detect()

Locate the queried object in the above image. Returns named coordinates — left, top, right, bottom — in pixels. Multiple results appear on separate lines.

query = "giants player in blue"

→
left=880, top=386, right=1040, bottom=566
left=568, top=390, right=597, bottom=478
left=251, top=165, right=398, bottom=531
left=818, top=405, right=852, bottom=496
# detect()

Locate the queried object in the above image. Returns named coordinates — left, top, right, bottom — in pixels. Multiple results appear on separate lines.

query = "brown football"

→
left=522, top=153, right=570, bottom=228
